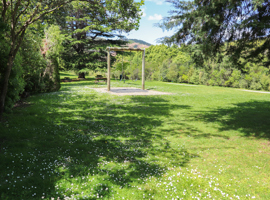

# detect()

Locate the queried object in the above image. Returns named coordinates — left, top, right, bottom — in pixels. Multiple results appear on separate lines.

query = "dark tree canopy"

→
left=60, top=0, right=143, bottom=73
left=160, top=0, right=270, bottom=66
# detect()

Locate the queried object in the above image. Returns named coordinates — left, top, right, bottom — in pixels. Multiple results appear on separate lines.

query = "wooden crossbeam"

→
left=106, top=47, right=145, bottom=52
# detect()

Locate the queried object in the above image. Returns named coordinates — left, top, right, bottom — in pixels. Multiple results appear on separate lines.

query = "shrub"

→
left=250, top=81, right=262, bottom=90
left=0, top=32, right=26, bottom=112
left=181, top=74, right=189, bottom=83
left=208, top=79, right=216, bottom=86
left=225, top=69, right=241, bottom=87
left=239, top=79, right=248, bottom=89
left=167, top=64, right=179, bottom=82
left=232, top=81, right=240, bottom=88
left=199, top=70, right=208, bottom=85
left=218, top=68, right=227, bottom=86
left=151, top=71, right=160, bottom=81
left=189, top=69, right=200, bottom=85
left=187, top=67, right=195, bottom=83
left=209, top=69, right=219, bottom=86
left=1, top=53, right=25, bottom=112
left=160, top=61, right=169, bottom=82
left=244, top=74, right=253, bottom=87
left=260, top=75, right=270, bottom=91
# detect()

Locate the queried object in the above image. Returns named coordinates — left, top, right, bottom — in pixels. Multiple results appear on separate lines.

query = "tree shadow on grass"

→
left=0, top=88, right=194, bottom=199
left=194, top=100, right=270, bottom=140
left=159, top=126, right=231, bottom=140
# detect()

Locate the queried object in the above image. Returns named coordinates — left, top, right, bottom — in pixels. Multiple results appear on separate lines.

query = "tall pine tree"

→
left=61, top=0, right=143, bottom=77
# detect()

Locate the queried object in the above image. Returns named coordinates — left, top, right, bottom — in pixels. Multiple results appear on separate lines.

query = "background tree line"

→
left=112, top=44, right=270, bottom=91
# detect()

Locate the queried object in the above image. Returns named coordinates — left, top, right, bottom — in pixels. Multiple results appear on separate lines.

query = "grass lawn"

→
left=1, top=72, right=270, bottom=199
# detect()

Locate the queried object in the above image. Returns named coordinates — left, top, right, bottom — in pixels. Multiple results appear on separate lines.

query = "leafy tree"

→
left=166, top=63, right=179, bottom=82
left=159, top=0, right=270, bottom=67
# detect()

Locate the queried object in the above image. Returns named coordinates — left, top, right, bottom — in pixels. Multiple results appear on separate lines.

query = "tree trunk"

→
left=0, top=54, right=14, bottom=118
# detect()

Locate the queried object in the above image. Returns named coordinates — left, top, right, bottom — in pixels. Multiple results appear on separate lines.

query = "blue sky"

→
left=123, top=0, right=176, bottom=45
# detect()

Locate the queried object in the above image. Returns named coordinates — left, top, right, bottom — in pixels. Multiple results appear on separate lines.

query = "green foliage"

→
left=44, top=25, right=65, bottom=91
left=260, top=75, right=270, bottom=91
left=250, top=81, right=262, bottom=90
left=61, top=0, right=143, bottom=74
left=0, top=49, right=25, bottom=112
left=181, top=74, right=189, bottom=83
left=198, top=70, right=208, bottom=85
left=112, top=55, right=131, bottom=79
left=159, top=0, right=270, bottom=69
left=151, top=70, right=160, bottom=81
left=113, top=60, right=130, bottom=72
left=112, top=45, right=191, bottom=82
left=166, top=63, right=179, bottom=82
left=188, top=68, right=200, bottom=85
left=20, top=30, right=46, bottom=93
left=160, top=61, right=169, bottom=82
left=128, top=53, right=142, bottom=80
left=45, top=25, right=65, bottom=59
left=0, top=0, right=80, bottom=115
left=113, top=44, right=270, bottom=91
left=238, top=79, right=248, bottom=89
left=0, top=24, right=25, bottom=112
left=0, top=0, right=143, bottom=115
left=21, top=27, right=62, bottom=93
left=0, top=23, right=66, bottom=113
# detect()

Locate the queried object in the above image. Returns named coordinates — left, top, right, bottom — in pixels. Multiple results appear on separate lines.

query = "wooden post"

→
left=142, top=49, right=145, bottom=90
left=107, top=50, right=111, bottom=91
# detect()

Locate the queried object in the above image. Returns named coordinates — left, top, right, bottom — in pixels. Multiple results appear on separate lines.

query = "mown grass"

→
left=0, top=72, right=270, bottom=199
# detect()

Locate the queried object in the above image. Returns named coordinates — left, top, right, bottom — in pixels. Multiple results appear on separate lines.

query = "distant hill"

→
left=126, top=39, right=152, bottom=49
left=108, top=39, right=152, bottom=56
left=128, top=39, right=152, bottom=46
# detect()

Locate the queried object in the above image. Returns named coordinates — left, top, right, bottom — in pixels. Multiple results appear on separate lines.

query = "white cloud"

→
left=148, top=14, right=163, bottom=21
left=146, top=0, right=164, bottom=5
left=141, top=8, right=146, bottom=17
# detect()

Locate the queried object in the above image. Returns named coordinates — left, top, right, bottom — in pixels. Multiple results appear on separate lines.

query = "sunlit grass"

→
left=0, top=72, right=270, bottom=199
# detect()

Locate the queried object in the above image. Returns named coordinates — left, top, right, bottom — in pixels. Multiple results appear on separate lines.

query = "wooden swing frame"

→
left=106, top=47, right=145, bottom=91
